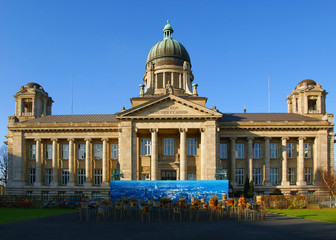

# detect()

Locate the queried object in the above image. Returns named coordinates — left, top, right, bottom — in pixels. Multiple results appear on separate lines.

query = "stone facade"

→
left=5, top=22, right=335, bottom=198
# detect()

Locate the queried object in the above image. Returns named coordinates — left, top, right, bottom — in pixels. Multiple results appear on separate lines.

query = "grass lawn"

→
left=267, top=208, right=336, bottom=223
left=0, top=208, right=75, bottom=224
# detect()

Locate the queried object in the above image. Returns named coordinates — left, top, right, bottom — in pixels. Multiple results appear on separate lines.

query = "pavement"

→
left=1, top=212, right=336, bottom=240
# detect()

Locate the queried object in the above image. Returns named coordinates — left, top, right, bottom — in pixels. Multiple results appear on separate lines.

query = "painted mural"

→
left=110, top=180, right=229, bottom=203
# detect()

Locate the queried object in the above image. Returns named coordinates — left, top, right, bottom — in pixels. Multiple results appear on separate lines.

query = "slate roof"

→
left=220, top=113, right=320, bottom=122
left=22, top=114, right=118, bottom=124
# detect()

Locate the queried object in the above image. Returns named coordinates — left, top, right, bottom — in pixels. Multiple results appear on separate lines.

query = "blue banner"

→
left=110, top=180, right=229, bottom=203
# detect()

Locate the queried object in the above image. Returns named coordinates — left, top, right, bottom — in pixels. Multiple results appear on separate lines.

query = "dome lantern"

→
left=163, top=20, right=174, bottom=39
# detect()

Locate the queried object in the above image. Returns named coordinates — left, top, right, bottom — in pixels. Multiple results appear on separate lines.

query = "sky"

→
left=0, top=0, right=335, bottom=164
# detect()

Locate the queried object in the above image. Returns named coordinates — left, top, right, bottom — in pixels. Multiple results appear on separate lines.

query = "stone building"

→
left=6, top=22, right=335, bottom=198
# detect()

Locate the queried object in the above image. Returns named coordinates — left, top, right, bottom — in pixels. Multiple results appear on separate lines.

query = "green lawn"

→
left=0, top=208, right=75, bottom=224
left=267, top=208, right=336, bottom=223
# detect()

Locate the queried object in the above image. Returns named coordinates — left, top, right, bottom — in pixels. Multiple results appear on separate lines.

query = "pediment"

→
left=117, top=95, right=222, bottom=119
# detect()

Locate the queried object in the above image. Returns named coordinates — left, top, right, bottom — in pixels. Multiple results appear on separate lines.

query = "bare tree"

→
left=0, top=144, right=8, bottom=186
left=318, top=169, right=336, bottom=197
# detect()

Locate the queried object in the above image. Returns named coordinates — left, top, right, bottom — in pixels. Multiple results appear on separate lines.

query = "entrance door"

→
left=161, top=170, right=177, bottom=180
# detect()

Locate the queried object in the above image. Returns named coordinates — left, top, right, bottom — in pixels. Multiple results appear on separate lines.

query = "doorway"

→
left=161, top=170, right=177, bottom=180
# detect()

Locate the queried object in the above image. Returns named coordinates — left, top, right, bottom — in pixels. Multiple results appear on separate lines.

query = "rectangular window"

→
left=142, top=174, right=150, bottom=181
left=164, top=138, right=174, bottom=156
left=61, top=169, right=69, bottom=185
left=216, top=168, right=228, bottom=180
left=94, top=169, right=102, bottom=185
left=304, top=143, right=312, bottom=158
left=92, top=192, right=101, bottom=199
left=270, top=143, right=278, bottom=159
left=77, top=144, right=86, bottom=159
left=235, top=169, right=244, bottom=185
left=270, top=168, right=278, bottom=185
left=253, top=168, right=262, bottom=185
left=235, top=143, right=244, bottom=159
left=305, top=168, right=312, bottom=185
left=188, top=173, right=196, bottom=180
left=140, top=139, right=151, bottom=155
left=289, top=168, right=296, bottom=185
left=161, top=170, right=176, bottom=180
left=111, top=144, right=118, bottom=159
left=42, top=191, right=49, bottom=201
left=30, top=144, right=36, bottom=159
left=61, top=145, right=69, bottom=159
left=77, top=169, right=86, bottom=185
left=45, top=169, right=53, bottom=185
left=94, top=144, right=102, bottom=159
left=252, top=143, right=261, bottom=159
left=187, top=138, right=197, bottom=155
left=45, top=144, right=52, bottom=159
left=29, top=168, right=36, bottom=185
left=219, top=144, right=227, bottom=159
left=287, top=143, right=295, bottom=158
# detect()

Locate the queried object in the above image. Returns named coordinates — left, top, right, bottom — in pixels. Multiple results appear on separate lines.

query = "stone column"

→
left=179, top=128, right=187, bottom=180
left=281, top=137, right=289, bottom=186
left=313, top=137, right=318, bottom=184
left=230, top=137, right=236, bottom=184
left=51, top=139, right=58, bottom=186
left=297, top=137, right=306, bottom=185
left=84, top=138, right=91, bottom=186
left=34, top=138, right=41, bottom=186
left=151, top=128, right=158, bottom=180
left=200, top=128, right=206, bottom=180
left=68, top=138, right=75, bottom=186
left=163, top=72, right=166, bottom=87
left=247, top=137, right=253, bottom=181
left=264, top=137, right=271, bottom=185
left=102, top=138, right=108, bottom=183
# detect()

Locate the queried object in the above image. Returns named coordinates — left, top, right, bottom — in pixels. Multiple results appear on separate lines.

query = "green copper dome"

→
left=146, top=21, right=191, bottom=64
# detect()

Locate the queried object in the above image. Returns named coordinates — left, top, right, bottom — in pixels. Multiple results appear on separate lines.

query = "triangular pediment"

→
left=117, top=95, right=222, bottom=120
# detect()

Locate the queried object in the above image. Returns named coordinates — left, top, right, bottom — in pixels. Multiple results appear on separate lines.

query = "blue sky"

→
left=0, top=0, right=335, bottom=164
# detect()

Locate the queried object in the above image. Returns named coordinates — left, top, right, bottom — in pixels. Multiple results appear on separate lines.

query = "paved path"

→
left=1, top=212, right=336, bottom=240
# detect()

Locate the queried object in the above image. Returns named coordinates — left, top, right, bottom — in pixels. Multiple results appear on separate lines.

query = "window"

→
left=42, top=191, right=49, bottom=201
left=187, top=138, right=197, bottom=155
left=61, top=169, right=69, bottom=185
left=270, top=143, right=278, bottom=159
left=94, top=169, right=102, bottom=185
left=235, top=143, right=244, bottom=159
left=92, top=192, right=101, bottom=199
left=161, top=170, right=176, bottom=180
left=45, top=169, right=52, bottom=185
left=94, top=144, right=102, bottom=159
left=58, top=191, right=66, bottom=200
left=270, top=168, right=278, bottom=185
left=77, top=169, right=86, bottom=185
left=140, top=139, right=151, bottom=155
left=252, top=143, right=261, bottom=159
left=304, top=143, right=311, bottom=158
left=305, top=168, right=312, bottom=185
left=45, top=144, right=52, bottom=159
left=30, top=144, right=36, bottom=159
left=236, top=169, right=244, bottom=185
left=289, top=168, right=296, bottom=185
left=253, top=168, right=262, bottom=185
left=287, top=143, right=295, bottom=158
left=61, top=145, right=69, bottom=159
left=164, top=138, right=174, bottom=155
left=219, top=144, right=227, bottom=159
left=77, top=144, right=86, bottom=159
left=111, top=144, right=118, bottom=159
left=29, top=168, right=36, bottom=185
left=142, top=174, right=150, bottom=181
left=216, top=168, right=227, bottom=180
left=188, top=173, right=196, bottom=180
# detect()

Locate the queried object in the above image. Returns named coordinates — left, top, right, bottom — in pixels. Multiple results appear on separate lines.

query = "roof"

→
left=220, top=113, right=321, bottom=122
left=21, top=114, right=118, bottom=124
